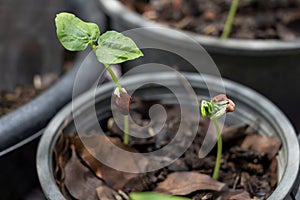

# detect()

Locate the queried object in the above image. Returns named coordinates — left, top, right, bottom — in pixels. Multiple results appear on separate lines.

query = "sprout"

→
left=201, top=94, right=235, bottom=180
left=55, top=12, right=143, bottom=144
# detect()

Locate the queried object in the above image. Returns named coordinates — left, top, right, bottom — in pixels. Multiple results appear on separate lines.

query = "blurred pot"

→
left=97, top=0, right=300, bottom=131
left=0, top=0, right=106, bottom=198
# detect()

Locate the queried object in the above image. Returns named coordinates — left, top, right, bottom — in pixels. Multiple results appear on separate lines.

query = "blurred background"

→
left=0, top=0, right=105, bottom=199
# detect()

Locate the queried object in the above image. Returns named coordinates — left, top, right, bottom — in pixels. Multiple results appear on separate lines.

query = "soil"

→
left=0, top=51, right=76, bottom=117
left=121, top=0, right=300, bottom=40
left=54, top=100, right=281, bottom=200
left=0, top=85, right=43, bottom=117
left=0, top=73, right=59, bottom=117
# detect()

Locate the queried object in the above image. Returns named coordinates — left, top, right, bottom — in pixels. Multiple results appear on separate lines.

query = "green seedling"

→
left=55, top=12, right=143, bottom=145
left=221, top=0, right=240, bottom=39
left=201, top=94, right=235, bottom=180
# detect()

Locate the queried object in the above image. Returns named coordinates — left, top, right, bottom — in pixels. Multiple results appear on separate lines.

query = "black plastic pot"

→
left=97, top=0, right=300, bottom=131
left=0, top=1, right=107, bottom=198
left=37, top=72, right=299, bottom=200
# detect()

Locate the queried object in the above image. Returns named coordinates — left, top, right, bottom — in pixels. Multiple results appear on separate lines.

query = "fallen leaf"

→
left=72, top=134, right=144, bottom=190
left=155, top=172, right=226, bottom=195
left=222, top=124, right=249, bottom=144
left=241, top=135, right=281, bottom=160
left=64, top=145, right=103, bottom=200
left=54, top=134, right=74, bottom=198
left=54, top=134, right=68, bottom=182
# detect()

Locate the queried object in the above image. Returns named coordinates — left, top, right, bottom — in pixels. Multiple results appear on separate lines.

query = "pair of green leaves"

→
left=55, top=12, right=143, bottom=64
left=201, top=100, right=229, bottom=120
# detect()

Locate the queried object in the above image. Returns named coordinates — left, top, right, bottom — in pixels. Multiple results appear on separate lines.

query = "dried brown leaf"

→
left=222, top=124, right=249, bottom=144
left=155, top=172, right=226, bottom=195
left=64, top=145, right=103, bottom=200
left=72, top=134, right=143, bottom=190
left=54, top=134, right=74, bottom=188
left=241, top=135, right=281, bottom=160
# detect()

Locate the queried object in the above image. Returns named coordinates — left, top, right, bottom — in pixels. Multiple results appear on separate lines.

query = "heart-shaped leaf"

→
left=55, top=12, right=100, bottom=51
left=95, top=31, right=143, bottom=64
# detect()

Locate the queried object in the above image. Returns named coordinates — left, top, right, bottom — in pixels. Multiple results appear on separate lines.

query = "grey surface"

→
left=0, top=0, right=64, bottom=90
left=37, top=72, right=299, bottom=200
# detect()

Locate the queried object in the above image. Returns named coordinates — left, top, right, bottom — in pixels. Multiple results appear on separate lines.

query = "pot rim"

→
left=37, top=72, right=300, bottom=200
left=97, top=0, right=300, bottom=55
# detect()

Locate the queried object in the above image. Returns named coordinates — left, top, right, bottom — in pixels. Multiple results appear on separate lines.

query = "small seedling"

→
left=221, top=0, right=240, bottom=39
left=55, top=12, right=143, bottom=144
left=201, top=94, right=235, bottom=180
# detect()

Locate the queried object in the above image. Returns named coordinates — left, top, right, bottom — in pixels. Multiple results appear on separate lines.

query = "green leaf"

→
left=55, top=12, right=100, bottom=51
left=201, top=100, right=213, bottom=118
left=201, top=100, right=229, bottom=120
left=129, top=192, right=190, bottom=200
left=95, top=31, right=143, bottom=64
left=211, top=101, right=228, bottom=120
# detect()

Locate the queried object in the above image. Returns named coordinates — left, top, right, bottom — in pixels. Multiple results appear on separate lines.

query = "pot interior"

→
left=40, top=73, right=299, bottom=200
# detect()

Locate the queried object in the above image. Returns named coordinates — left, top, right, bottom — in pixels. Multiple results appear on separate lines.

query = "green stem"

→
left=103, top=63, right=130, bottom=145
left=89, top=42, right=122, bottom=91
left=89, top=41, right=97, bottom=50
left=103, top=63, right=122, bottom=91
left=212, top=119, right=222, bottom=180
left=90, top=43, right=129, bottom=145
left=103, top=64, right=129, bottom=145
left=124, top=115, right=129, bottom=145
left=221, top=0, right=239, bottom=39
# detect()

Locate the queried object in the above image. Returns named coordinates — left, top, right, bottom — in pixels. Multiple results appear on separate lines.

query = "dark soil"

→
left=121, top=0, right=300, bottom=40
left=0, top=85, right=43, bottom=117
left=0, top=74, right=58, bottom=117
left=0, top=51, right=76, bottom=117
left=54, top=100, right=281, bottom=200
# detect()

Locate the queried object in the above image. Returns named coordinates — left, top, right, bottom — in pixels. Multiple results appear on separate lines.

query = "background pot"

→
left=0, top=51, right=106, bottom=199
left=37, top=72, right=299, bottom=200
left=0, top=0, right=63, bottom=90
left=97, top=0, right=300, bottom=131
left=0, top=1, right=106, bottom=198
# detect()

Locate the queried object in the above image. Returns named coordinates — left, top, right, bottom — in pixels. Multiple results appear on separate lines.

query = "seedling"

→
left=55, top=12, right=143, bottom=144
left=201, top=94, right=235, bottom=180
left=221, top=0, right=240, bottom=39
